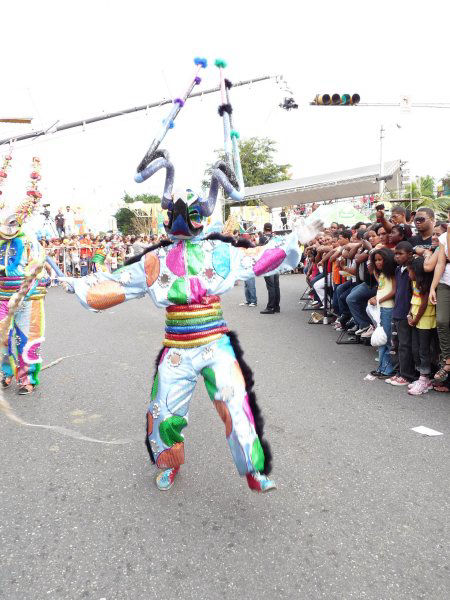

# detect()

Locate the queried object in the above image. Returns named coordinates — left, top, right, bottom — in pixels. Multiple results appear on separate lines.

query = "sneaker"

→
left=155, top=467, right=179, bottom=491
left=248, top=303, right=257, bottom=307
left=408, top=376, right=432, bottom=396
left=310, top=301, right=321, bottom=307
left=246, top=472, right=277, bottom=493
left=355, top=325, right=370, bottom=335
left=370, top=370, right=391, bottom=380
left=390, top=376, right=410, bottom=386
left=346, top=325, right=358, bottom=333
left=239, top=302, right=249, bottom=306
left=361, top=325, right=375, bottom=338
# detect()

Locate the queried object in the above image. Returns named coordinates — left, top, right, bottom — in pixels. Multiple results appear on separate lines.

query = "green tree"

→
left=115, top=192, right=162, bottom=234
left=123, top=192, right=160, bottom=204
left=114, top=207, right=135, bottom=235
left=393, top=175, right=449, bottom=218
left=202, top=137, right=291, bottom=219
left=203, top=137, right=291, bottom=190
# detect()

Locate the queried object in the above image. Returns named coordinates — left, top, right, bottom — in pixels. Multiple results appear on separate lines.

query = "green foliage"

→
left=202, top=137, right=291, bottom=190
left=390, top=174, right=449, bottom=218
left=403, top=175, right=435, bottom=201
left=122, top=192, right=161, bottom=204
left=114, top=207, right=135, bottom=235
left=202, top=137, right=291, bottom=219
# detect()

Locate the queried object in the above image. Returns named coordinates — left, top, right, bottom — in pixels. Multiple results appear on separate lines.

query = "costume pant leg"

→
left=0, top=299, right=15, bottom=379
left=198, top=335, right=267, bottom=476
left=14, top=299, right=45, bottom=387
left=146, top=347, right=197, bottom=469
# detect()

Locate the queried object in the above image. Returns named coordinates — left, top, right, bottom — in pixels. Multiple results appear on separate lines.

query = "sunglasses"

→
left=414, top=216, right=426, bottom=223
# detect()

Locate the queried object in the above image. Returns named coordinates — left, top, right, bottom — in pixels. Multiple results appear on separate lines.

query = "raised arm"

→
left=65, top=251, right=159, bottom=311
left=231, top=217, right=322, bottom=280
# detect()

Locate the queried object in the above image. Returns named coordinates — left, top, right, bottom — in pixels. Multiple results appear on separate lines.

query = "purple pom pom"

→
left=173, top=98, right=184, bottom=107
left=194, top=76, right=202, bottom=85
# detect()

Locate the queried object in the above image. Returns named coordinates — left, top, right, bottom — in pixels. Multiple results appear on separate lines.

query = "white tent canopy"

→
left=243, top=161, right=403, bottom=208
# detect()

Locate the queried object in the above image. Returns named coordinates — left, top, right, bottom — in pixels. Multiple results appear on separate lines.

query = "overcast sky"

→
left=2, top=0, right=449, bottom=226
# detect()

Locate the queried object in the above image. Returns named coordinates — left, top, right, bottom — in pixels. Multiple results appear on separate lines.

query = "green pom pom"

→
left=214, top=58, right=227, bottom=68
left=230, top=130, right=240, bottom=139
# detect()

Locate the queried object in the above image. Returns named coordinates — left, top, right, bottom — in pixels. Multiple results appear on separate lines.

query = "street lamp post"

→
left=379, top=125, right=385, bottom=196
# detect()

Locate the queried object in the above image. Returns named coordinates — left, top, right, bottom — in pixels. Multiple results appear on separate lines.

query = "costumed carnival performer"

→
left=0, top=156, right=47, bottom=395
left=61, top=58, right=321, bottom=492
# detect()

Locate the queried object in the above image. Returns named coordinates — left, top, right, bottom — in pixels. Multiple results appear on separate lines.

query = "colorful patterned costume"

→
left=0, top=155, right=46, bottom=394
left=0, top=232, right=46, bottom=387
left=68, top=229, right=301, bottom=488
left=64, top=58, right=320, bottom=491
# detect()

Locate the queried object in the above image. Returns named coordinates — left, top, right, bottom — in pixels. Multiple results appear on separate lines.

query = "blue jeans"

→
left=379, top=307, right=394, bottom=375
left=244, top=278, right=257, bottom=304
left=335, top=280, right=355, bottom=318
left=346, top=283, right=377, bottom=328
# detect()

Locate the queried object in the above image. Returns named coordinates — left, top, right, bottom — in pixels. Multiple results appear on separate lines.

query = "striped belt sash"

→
left=0, top=276, right=47, bottom=300
left=163, top=295, right=228, bottom=348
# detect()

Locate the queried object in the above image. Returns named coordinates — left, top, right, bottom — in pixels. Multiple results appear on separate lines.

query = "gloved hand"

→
left=293, top=217, right=323, bottom=244
left=58, top=277, right=75, bottom=293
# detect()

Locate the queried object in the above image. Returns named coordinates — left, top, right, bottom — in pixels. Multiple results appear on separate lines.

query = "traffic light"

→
left=311, top=94, right=360, bottom=106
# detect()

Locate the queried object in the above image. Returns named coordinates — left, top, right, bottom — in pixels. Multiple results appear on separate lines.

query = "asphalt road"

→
left=1, top=276, right=449, bottom=600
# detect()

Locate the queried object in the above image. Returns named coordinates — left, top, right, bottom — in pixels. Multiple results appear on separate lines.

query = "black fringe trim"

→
left=205, top=232, right=254, bottom=248
left=123, top=239, right=173, bottom=267
left=224, top=78, right=233, bottom=89
left=218, top=103, right=233, bottom=116
left=145, top=347, right=167, bottom=463
left=226, top=331, right=273, bottom=475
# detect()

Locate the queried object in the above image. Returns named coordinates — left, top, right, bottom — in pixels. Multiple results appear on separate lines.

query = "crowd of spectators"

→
left=42, top=233, right=167, bottom=278
left=302, top=205, right=450, bottom=395
left=41, top=205, right=450, bottom=395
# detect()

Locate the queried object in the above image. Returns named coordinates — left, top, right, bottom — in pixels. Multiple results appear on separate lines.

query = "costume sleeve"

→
left=230, top=232, right=300, bottom=281
left=67, top=251, right=160, bottom=312
left=24, top=234, right=46, bottom=277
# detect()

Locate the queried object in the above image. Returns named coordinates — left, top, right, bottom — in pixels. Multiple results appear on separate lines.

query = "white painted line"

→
left=411, top=426, right=443, bottom=437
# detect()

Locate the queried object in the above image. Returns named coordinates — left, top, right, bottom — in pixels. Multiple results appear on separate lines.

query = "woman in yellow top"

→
left=407, top=256, right=437, bottom=396
left=368, top=248, right=397, bottom=377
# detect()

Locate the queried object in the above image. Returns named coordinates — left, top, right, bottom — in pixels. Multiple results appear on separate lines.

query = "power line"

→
left=0, top=75, right=275, bottom=147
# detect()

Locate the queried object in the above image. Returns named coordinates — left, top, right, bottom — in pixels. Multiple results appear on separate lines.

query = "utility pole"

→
left=379, top=125, right=385, bottom=195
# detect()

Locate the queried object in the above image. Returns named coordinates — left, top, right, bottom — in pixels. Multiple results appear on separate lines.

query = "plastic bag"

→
left=368, top=301, right=387, bottom=347
left=366, top=302, right=380, bottom=326
left=371, top=324, right=387, bottom=347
